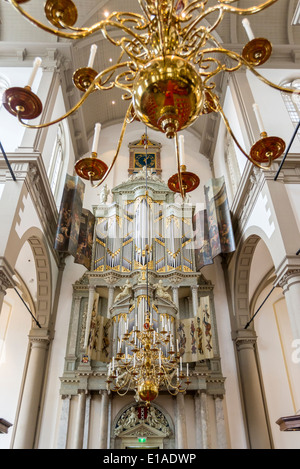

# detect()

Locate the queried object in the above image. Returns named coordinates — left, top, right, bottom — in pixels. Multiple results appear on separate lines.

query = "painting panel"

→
left=54, top=174, right=85, bottom=256
left=74, top=209, right=95, bottom=270
left=204, top=176, right=235, bottom=258
left=192, top=209, right=213, bottom=271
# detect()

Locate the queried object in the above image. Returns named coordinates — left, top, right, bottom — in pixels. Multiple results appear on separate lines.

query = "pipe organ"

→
left=94, top=175, right=194, bottom=274
left=59, top=170, right=225, bottom=450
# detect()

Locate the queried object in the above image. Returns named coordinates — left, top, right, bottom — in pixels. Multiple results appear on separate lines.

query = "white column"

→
left=56, top=395, right=71, bottom=449
left=235, top=335, right=271, bottom=448
left=68, top=295, right=82, bottom=356
left=214, top=396, right=227, bottom=449
left=200, top=391, right=208, bottom=449
left=176, top=393, right=187, bottom=449
left=107, top=286, right=115, bottom=318
left=191, top=285, right=199, bottom=317
left=99, top=390, right=109, bottom=449
left=13, top=337, right=49, bottom=449
left=194, top=391, right=203, bottom=449
left=84, top=286, right=95, bottom=349
left=83, top=393, right=91, bottom=449
left=72, top=391, right=87, bottom=449
left=172, top=286, right=179, bottom=308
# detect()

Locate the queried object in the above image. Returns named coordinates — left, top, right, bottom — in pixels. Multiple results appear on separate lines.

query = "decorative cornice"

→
left=1, top=152, right=59, bottom=265
left=231, top=155, right=300, bottom=252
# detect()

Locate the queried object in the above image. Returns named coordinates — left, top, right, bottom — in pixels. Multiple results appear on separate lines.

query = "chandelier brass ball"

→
left=138, top=379, right=159, bottom=403
left=133, top=56, right=204, bottom=139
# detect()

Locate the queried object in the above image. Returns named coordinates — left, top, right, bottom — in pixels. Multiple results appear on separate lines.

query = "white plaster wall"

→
left=254, top=289, right=300, bottom=449
left=79, top=121, right=212, bottom=212
left=285, top=184, right=300, bottom=233
left=0, top=292, right=32, bottom=449
left=213, top=85, right=248, bottom=182
left=246, top=68, right=300, bottom=154
left=0, top=66, right=42, bottom=152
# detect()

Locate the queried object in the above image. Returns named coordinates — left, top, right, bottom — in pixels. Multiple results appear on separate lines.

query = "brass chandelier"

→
left=3, top=0, right=299, bottom=198
left=106, top=306, right=190, bottom=406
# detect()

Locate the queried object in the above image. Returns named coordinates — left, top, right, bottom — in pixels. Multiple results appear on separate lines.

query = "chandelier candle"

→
left=253, top=103, right=266, bottom=135
left=242, top=18, right=255, bottom=41
left=27, top=57, right=42, bottom=88
left=178, top=135, right=186, bottom=167
left=87, top=44, right=97, bottom=69
left=92, top=123, right=101, bottom=154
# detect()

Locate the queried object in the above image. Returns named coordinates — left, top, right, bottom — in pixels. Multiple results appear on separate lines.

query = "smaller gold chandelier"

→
left=106, top=311, right=190, bottom=406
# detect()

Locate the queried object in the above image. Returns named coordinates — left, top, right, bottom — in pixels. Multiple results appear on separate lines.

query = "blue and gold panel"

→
left=128, top=134, right=161, bottom=175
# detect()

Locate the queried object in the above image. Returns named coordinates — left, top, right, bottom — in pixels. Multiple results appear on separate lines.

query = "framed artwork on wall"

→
left=128, top=134, right=162, bottom=175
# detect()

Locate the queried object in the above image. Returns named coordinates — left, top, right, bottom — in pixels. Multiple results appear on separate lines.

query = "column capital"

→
left=275, top=256, right=300, bottom=289
left=0, top=257, right=15, bottom=294
left=232, top=329, right=257, bottom=351
left=29, top=335, right=51, bottom=350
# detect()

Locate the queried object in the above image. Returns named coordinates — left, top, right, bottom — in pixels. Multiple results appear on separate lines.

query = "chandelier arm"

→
left=217, top=104, right=273, bottom=170
left=246, top=67, right=300, bottom=97
left=163, top=372, right=183, bottom=393
left=180, top=0, right=208, bottom=20
left=198, top=55, right=243, bottom=84
left=113, top=71, right=136, bottom=96
left=107, top=11, right=149, bottom=31
left=100, top=18, right=149, bottom=49
left=8, top=2, right=149, bottom=42
left=8, top=0, right=105, bottom=39
left=204, top=46, right=300, bottom=97
left=217, top=0, right=279, bottom=15
left=118, top=38, right=150, bottom=66
left=15, top=62, right=133, bottom=130
left=137, top=0, right=152, bottom=23
left=89, top=103, right=133, bottom=189
left=16, top=84, right=95, bottom=130
left=115, top=381, right=132, bottom=396
left=182, top=0, right=278, bottom=42
left=183, top=28, right=216, bottom=61
left=182, top=7, right=225, bottom=43
left=100, top=51, right=127, bottom=87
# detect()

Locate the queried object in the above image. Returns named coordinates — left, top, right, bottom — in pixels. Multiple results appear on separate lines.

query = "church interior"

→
left=0, top=0, right=300, bottom=450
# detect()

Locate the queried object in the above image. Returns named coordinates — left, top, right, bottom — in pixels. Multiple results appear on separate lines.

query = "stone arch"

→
left=233, top=222, right=283, bottom=329
left=233, top=234, right=261, bottom=329
left=10, top=227, right=52, bottom=330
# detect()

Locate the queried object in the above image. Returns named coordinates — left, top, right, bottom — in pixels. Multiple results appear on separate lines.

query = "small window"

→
left=281, top=79, right=300, bottom=138
left=48, top=123, right=65, bottom=197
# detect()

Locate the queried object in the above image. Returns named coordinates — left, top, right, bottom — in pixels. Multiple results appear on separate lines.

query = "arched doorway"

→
left=112, top=403, right=174, bottom=449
